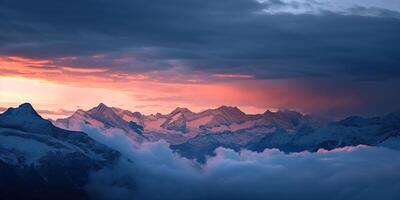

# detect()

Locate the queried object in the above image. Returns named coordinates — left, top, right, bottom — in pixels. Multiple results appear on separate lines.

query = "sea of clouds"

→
left=82, top=125, right=400, bottom=200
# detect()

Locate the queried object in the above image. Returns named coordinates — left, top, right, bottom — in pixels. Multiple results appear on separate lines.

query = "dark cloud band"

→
left=1, top=0, right=400, bottom=80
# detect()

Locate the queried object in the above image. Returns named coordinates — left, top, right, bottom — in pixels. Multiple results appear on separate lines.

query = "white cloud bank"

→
left=83, top=125, right=400, bottom=200
left=260, top=0, right=400, bottom=17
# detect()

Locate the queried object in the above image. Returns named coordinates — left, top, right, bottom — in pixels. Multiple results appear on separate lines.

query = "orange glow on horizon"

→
left=0, top=55, right=356, bottom=119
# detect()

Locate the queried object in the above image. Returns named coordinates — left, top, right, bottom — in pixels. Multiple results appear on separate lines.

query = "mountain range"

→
left=54, top=103, right=400, bottom=162
left=55, top=103, right=317, bottom=142
left=1, top=103, right=400, bottom=198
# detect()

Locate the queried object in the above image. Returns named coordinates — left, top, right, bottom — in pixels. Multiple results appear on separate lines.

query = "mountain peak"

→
left=264, top=110, right=273, bottom=114
left=70, top=109, right=88, bottom=118
left=0, top=103, right=53, bottom=134
left=97, top=102, right=108, bottom=109
left=202, top=105, right=248, bottom=124
left=88, top=103, right=113, bottom=114
left=171, top=107, right=192, bottom=114
left=18, top=102, right=36, bottom=112
left=2, top=103, right=41, bottom=118
left=216, top=105, right=244, bottom=115
left=217, top=105, right=238, bottom=110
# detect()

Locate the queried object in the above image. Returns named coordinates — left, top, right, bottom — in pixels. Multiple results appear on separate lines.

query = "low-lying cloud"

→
left=82, top=125, right=400, bottom=200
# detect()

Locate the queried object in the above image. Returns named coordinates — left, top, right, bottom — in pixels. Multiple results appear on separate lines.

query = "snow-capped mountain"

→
left=55, top=104, right=313, bottom=144
left=0, top=103, right=120, bottom=199
left=55, top=103, right=146, bottom=142
left=172, top=112, right=400, bottom=162
left=151, top=106, right=312, bottom=137
left=52, top=103, right=400, bottom=162
left=152, top=106, right=250, bottom=134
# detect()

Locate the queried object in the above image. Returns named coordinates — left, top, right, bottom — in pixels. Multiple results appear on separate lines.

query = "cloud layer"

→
left=1, top=0, right=400, bottom=80
left=84, top=126, right=400, bottom=200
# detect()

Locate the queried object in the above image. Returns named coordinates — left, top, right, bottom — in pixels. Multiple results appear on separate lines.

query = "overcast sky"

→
left=0, top=0, right=399, bottom=118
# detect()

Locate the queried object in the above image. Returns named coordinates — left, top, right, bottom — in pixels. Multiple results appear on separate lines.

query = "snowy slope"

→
left=54, top=103, right=400, bottom=160
left=172, top=112, right=400, bottom=162
left=56, top=104, right=313, bottom=144
left=0, top=103, right=120, bottom=199
left=55, top=103, right=146, bottom=142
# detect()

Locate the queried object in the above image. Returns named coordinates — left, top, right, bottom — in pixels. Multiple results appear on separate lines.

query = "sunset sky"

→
left=1, top=0, right=400, bottom=119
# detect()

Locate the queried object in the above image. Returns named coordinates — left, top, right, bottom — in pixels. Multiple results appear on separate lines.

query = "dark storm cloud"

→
left=1, top=0, right=400, bottom=79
